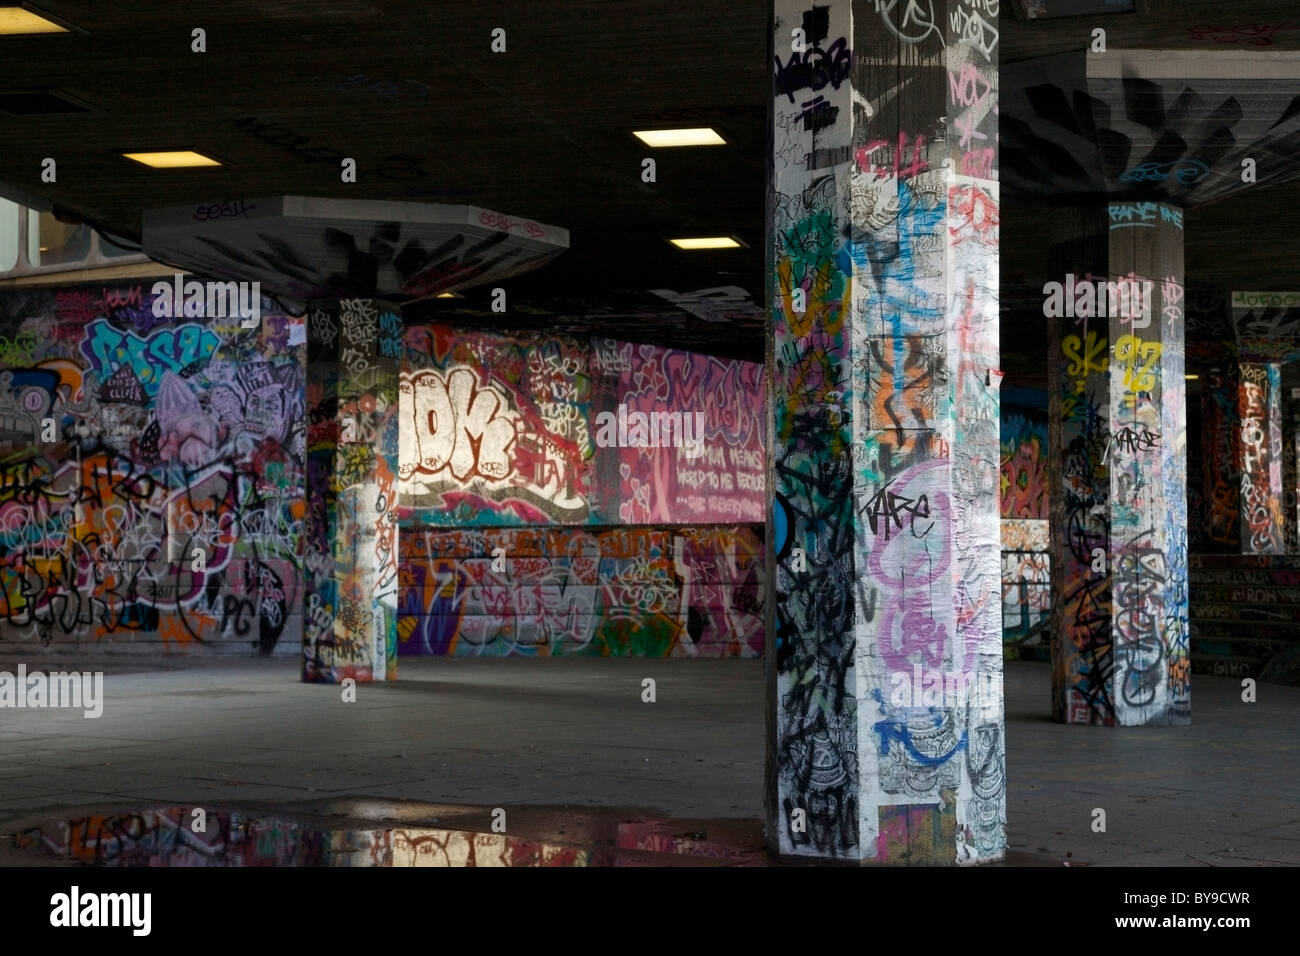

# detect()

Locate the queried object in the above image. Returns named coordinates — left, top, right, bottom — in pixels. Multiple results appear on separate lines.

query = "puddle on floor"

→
left=8, top=801, right=1056, bottom=866
left=9, top=802, right=772, bottom=867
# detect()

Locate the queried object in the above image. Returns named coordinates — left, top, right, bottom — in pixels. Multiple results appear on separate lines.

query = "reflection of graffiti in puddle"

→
left=14, top=806, right=769, bottom=867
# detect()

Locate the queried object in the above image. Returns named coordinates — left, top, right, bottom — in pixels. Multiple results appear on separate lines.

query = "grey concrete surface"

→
left=0, top=656, right=1295, bottom=865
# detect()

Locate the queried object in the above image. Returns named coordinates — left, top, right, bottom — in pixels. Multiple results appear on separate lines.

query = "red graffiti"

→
left=959, top=149, right=995, bottom=179
left=854, top=131, right=928, bottom=180
left=949, top=185, right=999, bottom=246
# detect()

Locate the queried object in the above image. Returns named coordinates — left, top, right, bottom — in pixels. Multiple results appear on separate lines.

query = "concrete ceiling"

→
left=2, top=0, right=1300, bottom=378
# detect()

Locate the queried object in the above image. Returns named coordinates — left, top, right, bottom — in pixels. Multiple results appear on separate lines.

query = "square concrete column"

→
left=767, top=0, right=1004, bottom=863
left=1047, top=202, right=1190, bottom=726
left=1236, top=362, right=1287, bottom=554
left=1289, top=403, right=1300, bottom=553
left=1227, top=291, right=1300, bottom=552
left=302, top=299, right=402, bottom=683
left=1201, top=362, right=1241, bottom=551
left=1196, top=290, right=1291, bottom=555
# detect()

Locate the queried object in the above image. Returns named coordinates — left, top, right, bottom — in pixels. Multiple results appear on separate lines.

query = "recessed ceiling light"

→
left=122, top=150, right=221, bottom=168
left=435, top=292, right=460, bottom=299
left=0, top=7, right=69, bottom=35
left=633, top=128, right=726, bottom=148
left=670, top=236, right=740, bottom=250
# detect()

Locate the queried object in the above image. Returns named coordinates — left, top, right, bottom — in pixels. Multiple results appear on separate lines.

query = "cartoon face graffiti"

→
left=244, top=383, right=288, bottom=442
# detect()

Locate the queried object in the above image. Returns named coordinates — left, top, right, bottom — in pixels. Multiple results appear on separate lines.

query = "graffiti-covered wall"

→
left=398, top=525, right=763, bottom=657
left=1000, top=386, right=1050, bottom=652
left=0, top=289, right=762, bottom=661
left=0, top=279, right=304, bottom=654
left=396, top=324, right=767, bottom=657
left=399, top=326, right=764, bottom=526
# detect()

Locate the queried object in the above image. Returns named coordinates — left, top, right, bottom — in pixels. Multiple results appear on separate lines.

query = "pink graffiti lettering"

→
left=854, top=132, right=928, bottom=180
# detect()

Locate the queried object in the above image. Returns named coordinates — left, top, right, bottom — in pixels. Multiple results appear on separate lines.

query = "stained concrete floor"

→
left=0, top=656, right=1296, bottom=865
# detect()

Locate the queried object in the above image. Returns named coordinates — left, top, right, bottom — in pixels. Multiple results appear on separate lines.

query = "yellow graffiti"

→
left=1062, top=332, right=1108, bottom=380
left=777, top=257, right=849, bottom=339
left=1114, top=334, right=1162, bottom=394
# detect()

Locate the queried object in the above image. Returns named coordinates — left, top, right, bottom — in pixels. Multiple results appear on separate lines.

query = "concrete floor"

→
left=0, top=656, right=1296, bottom=865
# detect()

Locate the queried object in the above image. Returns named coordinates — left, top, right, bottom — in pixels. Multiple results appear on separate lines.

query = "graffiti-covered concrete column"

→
left=1201, top=361, right=1241, bottom=551
left=1227, top=290, right=1300, bottom=553
left=302, top=299, right=401, bottom=683
left=1197, top=287, right=1298, bottom=555
left=1047, top=201, right=1190, bottom=726
left=1201, top=360, right=1287, bottom=554
left=767, top=0, right=1004, bottom=863
left=1289, top=398, right=1300, bottom=553
left=1235, top=362, right=1286, bottom=554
